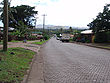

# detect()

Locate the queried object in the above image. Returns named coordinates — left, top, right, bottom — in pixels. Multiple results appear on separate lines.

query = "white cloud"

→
left=0, top=0, right=110, bottom=28
left=36, top=0, right=110, bottom=27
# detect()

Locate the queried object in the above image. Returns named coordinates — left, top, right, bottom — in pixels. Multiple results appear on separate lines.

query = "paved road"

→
left=41, top=38, right=110, bottom=83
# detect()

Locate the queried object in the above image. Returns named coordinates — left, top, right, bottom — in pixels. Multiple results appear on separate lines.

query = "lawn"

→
left=0, top=40, right=21, bottom=44
left=10, top=40, right=22, bottom=43
left=32, top=40, right=47, bottom=45
left=10, top=40, right=36, bottom=43
left=0, top=42, right=2, bottom=45
left=0, top=47, right=36, bottom=83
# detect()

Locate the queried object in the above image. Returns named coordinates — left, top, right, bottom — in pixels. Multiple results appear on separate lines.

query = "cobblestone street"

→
left=41, top=38, right=110, bottom=83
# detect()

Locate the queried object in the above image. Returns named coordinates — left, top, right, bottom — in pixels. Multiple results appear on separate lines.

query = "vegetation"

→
left=88, top=4, right=110, bottom=32
left=0, top=4, right=38, bottom=41
left=0, top=5, right=38, bottom=29
left=69, top=27, right=73, bottom=34
left=88, top=4, right=110, bottom=43
left=0, top=47, right=36, bottom=83
left=9, top=40, right=22, bottom=43
left=10, top=21, right=30, bottom=38
left=32, top=40, right=47, bottom=45
left=0, top=41, right=2, bottom=45
left=43, top=34, right=50, bottom=40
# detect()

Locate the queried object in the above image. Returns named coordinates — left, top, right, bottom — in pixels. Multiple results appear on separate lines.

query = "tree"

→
left=88, top=4, right=110, bottom=43
left=0, top=3, right=38, bottom=51
left=88, top=4, right=110, bottom=33
left=69, top=27, right=73, bottom=33
left=0, top=5, right=38, bottom=29
left=60, top=28, right=63, bottom=34
left=14, top=21, right=28, bottom=37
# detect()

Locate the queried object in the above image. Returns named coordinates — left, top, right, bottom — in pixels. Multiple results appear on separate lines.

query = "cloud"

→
left=35, top=0, right=110, bottom=27
left=0, top=0, right=110, bottom=27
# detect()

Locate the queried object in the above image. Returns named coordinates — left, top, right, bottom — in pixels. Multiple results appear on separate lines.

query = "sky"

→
left=0, top=0, right=110, bottom=28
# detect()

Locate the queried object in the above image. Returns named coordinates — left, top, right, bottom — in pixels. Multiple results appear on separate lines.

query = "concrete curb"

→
left=73, top=42, right=110, bottom=50
left=21, top=40, right=48, bottom=83
left=21, top=47, right=41, bottom=83
left=84, top=44, right=110, bottom=50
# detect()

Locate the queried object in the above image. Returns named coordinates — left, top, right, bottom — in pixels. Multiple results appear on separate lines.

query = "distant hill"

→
left=36, top=24, right=89, bottom=30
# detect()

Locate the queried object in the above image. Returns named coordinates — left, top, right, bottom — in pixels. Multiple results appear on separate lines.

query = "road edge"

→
left=21, top=46, right=41, bottom=83
left=72, top=42, right=110, bottom=50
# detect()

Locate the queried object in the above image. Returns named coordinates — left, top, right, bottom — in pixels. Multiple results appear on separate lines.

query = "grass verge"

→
left=0, top=42, right=2, bottom=45
left=0, top=47, right=36, bottom=83
left=10, top=40, right=37, bottom=43
left=32, top=40, right=47, bottom=45
left=98, top=46, right=110, bottom=49
left=9, top=40, right=22, bottom=43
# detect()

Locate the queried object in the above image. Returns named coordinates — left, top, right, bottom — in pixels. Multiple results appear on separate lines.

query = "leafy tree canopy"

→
left=0, top=5, right=38, bottom=29
left=88, top=4, right=110, bottom=33
left=10, top=5, right=38, bottom=29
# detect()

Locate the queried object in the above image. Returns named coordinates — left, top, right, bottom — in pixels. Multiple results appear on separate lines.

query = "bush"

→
left=43, top=34, right=50, bottom=40
left=73, top=36, right=77, bottom=41
left=106, top=31, right=110, bottom=42
left=85, top=40, right=91, bottom=43
left=94, top=32, right=108, bottom=43
left=27, top=35, right=36, bottom=40
left=69, top=38, right=73, bottom=42
left=73, top=34, right=82, bottom=42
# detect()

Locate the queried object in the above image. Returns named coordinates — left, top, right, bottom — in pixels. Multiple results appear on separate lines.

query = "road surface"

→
left=41, top=38, right=110, bottom=83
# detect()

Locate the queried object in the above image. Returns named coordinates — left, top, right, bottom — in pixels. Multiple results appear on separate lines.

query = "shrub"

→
left=27, top=35, right=36, bottom=40
left=106, top=31, right=110, bottom=42
left=43, top=34, right=50, bottom=40
left=94, top=32, right=108, bottom=43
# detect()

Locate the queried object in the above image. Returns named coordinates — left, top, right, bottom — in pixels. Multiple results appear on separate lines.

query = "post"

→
left=3, top=0, right=8, bottom=51
left=42, top=14, right=46, bottom=34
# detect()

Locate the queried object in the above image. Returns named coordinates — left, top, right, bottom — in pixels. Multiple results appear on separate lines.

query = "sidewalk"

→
left=0, top=40, right=44, bottom=83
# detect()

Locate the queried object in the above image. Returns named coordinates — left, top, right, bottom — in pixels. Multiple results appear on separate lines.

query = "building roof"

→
left=81, top=30, right=93, bottom=34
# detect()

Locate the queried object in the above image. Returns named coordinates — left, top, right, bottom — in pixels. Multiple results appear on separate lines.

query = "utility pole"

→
left=42, top=14, right=47, bottom=34
left=3, top=0, right=8, bottom=51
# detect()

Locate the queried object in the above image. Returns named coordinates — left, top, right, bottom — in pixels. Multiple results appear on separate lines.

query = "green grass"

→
left=0, top=42, right=2, bottom=45
left=99, top=46, right=110, bottom=49
left=9, top=40, right=22, bottom=43
left=32, top=40, right=47, bottom=45
left=10, top=40, right=37, bottom=43
left=0, top=47, right=36, bottom=83
left=0, top=40, right=3, bottom=45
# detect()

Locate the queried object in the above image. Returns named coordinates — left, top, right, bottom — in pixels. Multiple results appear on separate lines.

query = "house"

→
left=80, top=30, right=94, bottom=43
left=31, top=32, right=43, bottom=39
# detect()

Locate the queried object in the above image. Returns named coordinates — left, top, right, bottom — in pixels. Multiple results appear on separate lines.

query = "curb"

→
left=73, top=42, right=110, bottom=50
left=21, top=47, right=41, bottom=83
left=85, top=44, right=110, bottom=50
